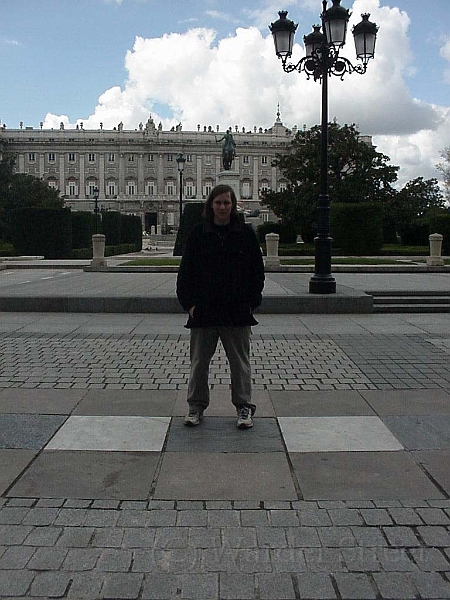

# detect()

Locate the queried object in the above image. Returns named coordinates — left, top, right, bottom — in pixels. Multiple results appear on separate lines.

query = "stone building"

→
left=1, top=111, right=294, bottom=232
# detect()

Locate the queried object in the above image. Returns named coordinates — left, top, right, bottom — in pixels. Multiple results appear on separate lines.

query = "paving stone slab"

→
left=278, top=416, right=403, bottom=452
left=141, top=573, right=181, bottom=599
left=219, top=572, right=255, bottom=599
left=180, top=573, right=218, bottom=600
left=334, top=572, right=378, bottom=599
left=7, top=450, right=160, bottom=499
left=383, top=416, right=450, bottom=450
left=154, top=452, right=297, bottom=500
left=413, top=450, right=450, bottom=496
left=0, top=414, right=67, bottom=449
left=372, top=572, right=417, bottom=599
left=0, top=569, right=35, bottom=597
left=289, top=452, right=444, bottom=500
left=74, top=389, right=178, bottom=416
left=173, top=389, right=275, bottom=417
left=165, top=417, right=284, bottom=453
left=101, top=572, right=144, bottom=600
left=0, top=449, right=37, bottom=495
left=295, top=573, right=337, bottom=599
left=269, top=390, right=375, bottom=416
left=0, top=388, right=85, bottom=414
left=360, top=389, right=450, bottom=416
left=45, top=415, right=170, bottom=451
left=257, top=572, right=296, bottom=599
left=412, top=571, right=450, bottom=599
left=417, top=525, right=450, bottom=546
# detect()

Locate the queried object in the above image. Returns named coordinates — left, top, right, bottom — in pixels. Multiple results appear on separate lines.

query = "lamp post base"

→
left=309, top=275, right=336, bottom=294
left=309, top=234, right=336, bottom=294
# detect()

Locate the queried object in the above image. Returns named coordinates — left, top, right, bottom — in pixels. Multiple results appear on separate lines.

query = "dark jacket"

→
left=176, top=220, right=265, bottom=328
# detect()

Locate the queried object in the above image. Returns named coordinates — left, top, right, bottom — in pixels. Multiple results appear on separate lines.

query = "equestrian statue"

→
left=216, top=130, right=236, bottom=171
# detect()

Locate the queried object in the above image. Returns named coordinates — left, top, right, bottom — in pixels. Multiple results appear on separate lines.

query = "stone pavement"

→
left=0, top=267, right=449, bottom=314
left=0, top=311, right=450, bottom=599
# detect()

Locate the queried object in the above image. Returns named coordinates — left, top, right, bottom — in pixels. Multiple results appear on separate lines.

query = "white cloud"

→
left=374, top=104, right=450, bottom=188
left=43, top=0, right=450, bottom=190
left=205, top=10, right=240, bottom=23
left=440, top=38, right=450, bottom=84
left=245, top=0, right=299, bottom=32
left=441, top=39, right=450, bottom=61
left=2, top=38, right=24, bottom=48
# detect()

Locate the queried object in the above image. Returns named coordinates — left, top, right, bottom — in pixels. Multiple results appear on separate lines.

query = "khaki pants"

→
left=187, top=326, right=255, bottom=413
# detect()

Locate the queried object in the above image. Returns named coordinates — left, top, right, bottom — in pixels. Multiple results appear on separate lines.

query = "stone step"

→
left=370, top=290, right=450, bottom=312
left=373, top=296, right=450, bottom=305
left=370, top=290, right=450, bottom=297
left=373, top=303, right=450, bottom=313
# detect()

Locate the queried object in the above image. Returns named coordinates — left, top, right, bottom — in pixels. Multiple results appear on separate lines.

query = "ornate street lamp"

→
left=93, top=186, right=100, bottom=234
left=270, top=1, right=378, bottom=294
left=176, top=153, right=186, bottom=226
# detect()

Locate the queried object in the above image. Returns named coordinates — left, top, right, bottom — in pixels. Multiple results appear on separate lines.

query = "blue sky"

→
left=2, top=0, right=449, bottom=187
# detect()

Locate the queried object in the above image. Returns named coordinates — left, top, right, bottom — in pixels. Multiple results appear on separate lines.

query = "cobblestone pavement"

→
left=1, top=332, right=450, bottom=391
left=0, top=313, right=449, bottom=599
left=1, top=498, right=450, bottom=600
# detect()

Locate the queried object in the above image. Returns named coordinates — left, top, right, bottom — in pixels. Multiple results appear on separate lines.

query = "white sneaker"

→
left=184, top=409, right=204, bottom=426
left=236, top=406, right=253, bottom=429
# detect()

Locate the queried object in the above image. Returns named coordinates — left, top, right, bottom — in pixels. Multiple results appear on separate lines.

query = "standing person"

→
left=176, top=184, right=265, bottom=429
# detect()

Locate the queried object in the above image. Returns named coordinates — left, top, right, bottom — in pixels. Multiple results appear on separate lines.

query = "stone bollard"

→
left=427, top=233, right=444, bottom=267
left=264, top=232, right=281, bottom=268
left=157, top=224, right=162, bottom=235
left=91, top=234, right=107, bottom=268
left=151, top=225, right=156, bottom=235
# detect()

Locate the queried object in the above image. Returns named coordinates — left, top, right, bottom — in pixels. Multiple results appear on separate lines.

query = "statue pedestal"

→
left=217, top=170, right=240, bottom=199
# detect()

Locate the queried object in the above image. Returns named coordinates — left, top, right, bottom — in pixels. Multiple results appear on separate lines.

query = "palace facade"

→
left=1, top=112, right=296, bottom=232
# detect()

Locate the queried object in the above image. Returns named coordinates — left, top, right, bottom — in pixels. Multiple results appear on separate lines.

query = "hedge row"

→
left=72, top=243, right=139, bottom=259
left=269, top=205, right=449, bottom=256
left=428, top=214, right=450, bottom=255
left=330, top=202, right=383, bottom=255
left=0, top=242, right=15, bottom=257
left=5, top=208, right=142, bottom=259
left=173, top=203, right=204, bottom=256
left=256, top=222, right=297, bottom=244
left=7, top=208, right=72, bottom=259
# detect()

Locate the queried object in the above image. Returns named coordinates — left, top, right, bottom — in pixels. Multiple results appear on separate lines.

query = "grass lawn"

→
left=281, top=257, right=424, bottom=265
left=123, top=257, right=181, bottom=266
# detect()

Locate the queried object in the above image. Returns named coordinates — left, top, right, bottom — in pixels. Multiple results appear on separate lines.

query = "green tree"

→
left=263, top=122, right=399, bottom=239
left=0, top=152, right=63, bottom=239
left=3, top=173, right=62, bottom=211
left=0, top=152, right=16, bottom=193
left=262, top=187, right=316, bottom=242
left=385, top=177, right=446, bottom=243
left=397, top=177, right=445, bottom=219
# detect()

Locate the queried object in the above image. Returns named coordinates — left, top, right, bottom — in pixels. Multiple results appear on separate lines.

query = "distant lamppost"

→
left=176, top=153, right=186, bottom=226
left=93, top=186, right=100, bottom=234
left=270, top=1, right=378, bottom=294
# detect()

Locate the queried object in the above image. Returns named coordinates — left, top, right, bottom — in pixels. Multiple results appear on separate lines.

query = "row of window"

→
left=60, top=180, right=277, bottom=198
left=28, top=153, right=270, bottom=165
left=65, top=182, right=208, bottom=198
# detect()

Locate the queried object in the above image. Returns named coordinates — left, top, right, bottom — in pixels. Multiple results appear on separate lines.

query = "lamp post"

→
left=93, top=186, right=100, bottom=234
left=270, top=1, right=378, bottom=294
left=176, top=153, right=186, bottom=227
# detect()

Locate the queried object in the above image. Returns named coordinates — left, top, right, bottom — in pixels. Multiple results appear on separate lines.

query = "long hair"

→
left=203, top=184, right=239, bottom=224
